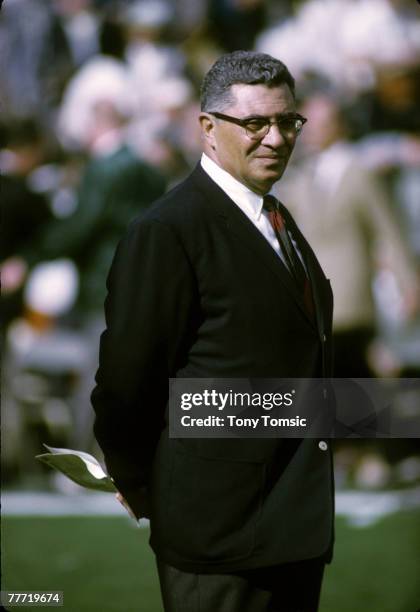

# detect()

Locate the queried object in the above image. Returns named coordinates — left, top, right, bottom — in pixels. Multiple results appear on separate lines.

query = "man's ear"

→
left=199, top=113, right=217, bottom=150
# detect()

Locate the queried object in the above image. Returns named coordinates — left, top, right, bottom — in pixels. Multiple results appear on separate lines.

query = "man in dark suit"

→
left=92, top=51, right=334, bottom=612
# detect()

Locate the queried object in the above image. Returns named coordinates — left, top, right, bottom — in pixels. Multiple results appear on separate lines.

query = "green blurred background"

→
left=2, top=513, right=420, bottom=612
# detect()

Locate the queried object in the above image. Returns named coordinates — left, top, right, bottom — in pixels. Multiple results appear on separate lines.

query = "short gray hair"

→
left=200, top=50, right=295, bottom=112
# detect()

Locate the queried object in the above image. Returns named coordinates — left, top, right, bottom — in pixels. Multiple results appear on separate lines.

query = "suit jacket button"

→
left=319, top=441, right=328, bottom=451
left=322, top=333, right=327, bottom=342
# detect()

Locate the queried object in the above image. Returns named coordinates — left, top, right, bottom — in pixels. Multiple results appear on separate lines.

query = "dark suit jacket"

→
left=92, top=163, right=335, bottom=574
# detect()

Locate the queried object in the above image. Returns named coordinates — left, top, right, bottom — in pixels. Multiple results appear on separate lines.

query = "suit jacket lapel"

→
left=191, top=165, right=319, bottom=328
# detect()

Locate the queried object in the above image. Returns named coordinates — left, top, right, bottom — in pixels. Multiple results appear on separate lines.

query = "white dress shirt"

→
left=201, top=153, right=306, bottom=272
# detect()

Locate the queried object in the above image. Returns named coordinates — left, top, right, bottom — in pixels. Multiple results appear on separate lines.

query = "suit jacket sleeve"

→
left=91, top=217, right=197, bottom=507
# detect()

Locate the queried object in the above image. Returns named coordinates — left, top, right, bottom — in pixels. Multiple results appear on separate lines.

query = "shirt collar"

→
left=201, top=153, right=267, bottom=220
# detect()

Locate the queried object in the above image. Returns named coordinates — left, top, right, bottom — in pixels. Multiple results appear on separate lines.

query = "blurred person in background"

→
left=353, top=57, right=420, bottom=378
left=55, top=0, right=192, bottom=185
left=0, top=119, right=54, bottom=340
left=0, top=0, right=74, bottom=138
left=278, top=92, right=419, bottom=378
left=49, top=96, right=166, bottom=318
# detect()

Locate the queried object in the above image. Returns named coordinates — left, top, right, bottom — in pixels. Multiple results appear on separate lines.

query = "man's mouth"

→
left=257, top=155, right=286, bottom=162
left=255, top=155, right=286, bottom=162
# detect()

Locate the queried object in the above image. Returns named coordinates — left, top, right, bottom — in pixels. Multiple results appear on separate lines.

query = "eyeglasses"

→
left=208, top=111, right=307, bottom=140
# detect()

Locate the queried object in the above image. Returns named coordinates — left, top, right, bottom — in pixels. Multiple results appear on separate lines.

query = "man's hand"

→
left=115, top=488, right=151, bottom=520
left=116, top=492, right=138, bottom=520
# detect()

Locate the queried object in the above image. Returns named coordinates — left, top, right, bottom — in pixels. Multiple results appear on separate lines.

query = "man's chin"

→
left=260, top=167, right=286, bottom=187
left=248, top=173, right=284, bottom=195
left=256, top=158, right=287, bottom=177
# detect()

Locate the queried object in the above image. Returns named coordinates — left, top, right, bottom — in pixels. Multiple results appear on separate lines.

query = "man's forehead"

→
left=227, top=83, right=295, bottom=113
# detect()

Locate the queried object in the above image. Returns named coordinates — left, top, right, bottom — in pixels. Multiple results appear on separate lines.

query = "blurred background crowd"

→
left=1, top=0, right=420, bottom=492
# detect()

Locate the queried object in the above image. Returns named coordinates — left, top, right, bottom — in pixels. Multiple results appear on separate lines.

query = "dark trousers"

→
left=156, top=557, right=325, bottom=612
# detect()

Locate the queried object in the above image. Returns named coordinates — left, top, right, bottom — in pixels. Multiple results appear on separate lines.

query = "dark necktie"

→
left=263, top=194, right=315, bottom=321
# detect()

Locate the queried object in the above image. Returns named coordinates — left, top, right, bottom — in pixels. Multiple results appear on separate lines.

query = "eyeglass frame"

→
left=207, top=111, right=308, bottom=139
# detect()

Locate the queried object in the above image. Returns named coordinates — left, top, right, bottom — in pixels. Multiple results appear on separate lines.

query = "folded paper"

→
left=36, top=444, right=116, bottom=493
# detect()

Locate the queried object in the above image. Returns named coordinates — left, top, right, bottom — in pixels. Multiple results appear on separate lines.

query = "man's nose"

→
left=262, top=122, right=287, bottom=147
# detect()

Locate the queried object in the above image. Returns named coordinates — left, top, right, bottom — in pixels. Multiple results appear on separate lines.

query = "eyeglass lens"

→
left=245, top=117, right=304, bottom=139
